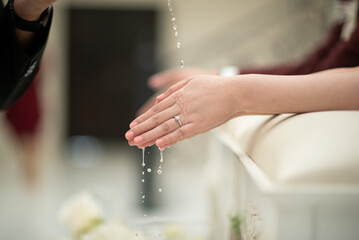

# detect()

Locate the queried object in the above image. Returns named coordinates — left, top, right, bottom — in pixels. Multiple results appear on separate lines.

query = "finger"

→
left=133, top=115, right=184, bottom=146
left=148, top=72, right=169, bottom=89
left=148, top=69, right=179, bottom=89
left=137, top=140, right=157, bottom=149
left=155, top=123, right=195, bottom=149
left=130, top=95, right=176, bottom=128
left=156, top=78, right=191, bottom=102
left=126, top=103, right=179, bottom=141
left=129, top=138, right=156, bottom=148
left=136, top=93, right=158, bottom=116
left=128, top=140, right=135, bottom=146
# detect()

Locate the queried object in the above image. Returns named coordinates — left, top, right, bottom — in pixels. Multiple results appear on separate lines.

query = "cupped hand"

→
left=148, top=67, right=217, bottom=90
left=137, top=67, right=217, bottom=116
left=126, top=74, right=239, bottom=149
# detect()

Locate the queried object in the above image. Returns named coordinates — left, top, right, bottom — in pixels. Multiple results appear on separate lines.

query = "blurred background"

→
left=0, top=0, right=335, bottom=239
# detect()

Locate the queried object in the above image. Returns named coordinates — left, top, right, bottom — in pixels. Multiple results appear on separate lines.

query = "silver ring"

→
left=174, top=115, right=182, bottom=127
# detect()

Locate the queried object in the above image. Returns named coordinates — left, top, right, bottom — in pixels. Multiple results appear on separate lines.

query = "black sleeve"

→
left=0, top=1, right=53, bottom=110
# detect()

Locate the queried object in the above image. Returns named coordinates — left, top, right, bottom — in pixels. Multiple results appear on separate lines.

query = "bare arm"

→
left=235, top=66, right=359, bottom=116
left=126, top=67, right=359, bottom=149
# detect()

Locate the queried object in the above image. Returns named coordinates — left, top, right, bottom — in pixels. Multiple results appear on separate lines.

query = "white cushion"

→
left=221, top=111, right=359, bottom=185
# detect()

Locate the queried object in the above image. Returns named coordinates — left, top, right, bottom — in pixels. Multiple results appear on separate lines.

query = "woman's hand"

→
left=137, top=67, right=217, bottom=116
left=126, top=74, right=240, bottom=149
left=148, top=67, right=217, bottom=90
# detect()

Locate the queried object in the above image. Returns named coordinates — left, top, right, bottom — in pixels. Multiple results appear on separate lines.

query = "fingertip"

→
left=148, top=76, right=160, bottom=89
left=130, top=121, right=138, bottom=128
left=125, top=131, right=134, bottom=140
left=156, top=138, right=164, bottom=147
left=134, top=136, right=143, bottom=144
left=156, top=94, right=165, bottom=102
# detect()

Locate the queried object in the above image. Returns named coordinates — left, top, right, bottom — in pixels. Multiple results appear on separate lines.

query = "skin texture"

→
left=126, top=67, right=359, bottom=149
left=137, top=67, right=216, bottom=116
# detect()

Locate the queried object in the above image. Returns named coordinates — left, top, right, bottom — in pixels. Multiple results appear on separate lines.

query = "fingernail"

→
left=134, top=136, right=143, bottom=144
left=130, top=121, right=138, bottom=128
left=125, top=131, right=134, bottom=140
left=156, top=94, right=164, bottom=101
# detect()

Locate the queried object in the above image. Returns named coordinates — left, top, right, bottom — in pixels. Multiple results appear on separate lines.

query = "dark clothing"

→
left=5, top=72, right=40, bottom=136
left=0, top=1, right=52, bottom=110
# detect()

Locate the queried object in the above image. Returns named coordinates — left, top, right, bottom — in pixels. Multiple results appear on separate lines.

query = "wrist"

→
left=227, top=75, right=252, bottom=117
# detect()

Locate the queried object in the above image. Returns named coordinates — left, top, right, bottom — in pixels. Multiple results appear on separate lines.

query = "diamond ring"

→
left=174, top=115, right=182, bottom=127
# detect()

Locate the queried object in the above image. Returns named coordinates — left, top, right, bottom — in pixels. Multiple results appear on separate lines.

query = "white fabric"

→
left=220, top=111, right=359, bottom=185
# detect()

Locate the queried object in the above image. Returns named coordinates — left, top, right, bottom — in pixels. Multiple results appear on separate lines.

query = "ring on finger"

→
left=173, top=115, right=182, bottom=127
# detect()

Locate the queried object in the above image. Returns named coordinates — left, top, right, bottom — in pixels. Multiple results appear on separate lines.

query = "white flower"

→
left=81, top=221, right=146, bottom=240
left=164, top=224, right=186, bottom=240
left=59, top=192, right=104, bottom=235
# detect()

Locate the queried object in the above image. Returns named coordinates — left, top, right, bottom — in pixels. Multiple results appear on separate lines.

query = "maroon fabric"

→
left=5, top=72, right=41, bottom=137
left=241, top=10, right=359, bottom=75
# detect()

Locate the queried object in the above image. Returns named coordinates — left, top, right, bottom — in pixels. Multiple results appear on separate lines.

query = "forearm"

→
left=232, top=67, right=359, bottom=116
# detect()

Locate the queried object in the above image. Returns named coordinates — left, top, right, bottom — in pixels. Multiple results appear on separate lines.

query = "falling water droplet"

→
left=141, top=148, right=145, bottom=167
left=160, top=149, right=164, bottom=163
left=173, top=25, right=177, bottom=31
left=180, top=60, right=184, bottom=68
left=177, top=41, right=181, bottom=48
left=172, top=17, right=176, bottom=22
left=169, top=5, right=173, bottom=11
left=142, top=179, right=145, bottom=183
left=174, top=31, right=179, bottom=37
left=142, top=195, right=145, bottom=199
left=158, top=188, right=163, bottom=193
left=147, top=168, right=152, bottom=173
left=157, top=169, right=162, bottom=174
left=142, top=171, right=145, bottom=175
